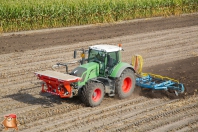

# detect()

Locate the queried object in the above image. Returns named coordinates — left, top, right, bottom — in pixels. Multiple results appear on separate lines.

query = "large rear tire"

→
left=81, top=81, right=104, bottom=107
left=116, top=68, right=135, bottom=99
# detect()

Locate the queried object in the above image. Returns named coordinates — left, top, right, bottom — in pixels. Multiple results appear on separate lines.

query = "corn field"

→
left=0, top=0, right=197, bottom=33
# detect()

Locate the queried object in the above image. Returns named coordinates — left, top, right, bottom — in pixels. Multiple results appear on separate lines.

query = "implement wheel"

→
left=116, top=68, right=135, bottom=99
left=81, top=81, right=104, bottom=107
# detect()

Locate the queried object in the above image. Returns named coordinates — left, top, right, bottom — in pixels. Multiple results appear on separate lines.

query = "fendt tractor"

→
left=35, top=44, right=136, bottom=107
left=35, top=44, right=185, bottom=107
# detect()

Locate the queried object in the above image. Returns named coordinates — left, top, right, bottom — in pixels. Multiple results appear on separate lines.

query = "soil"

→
left=0, top=13, right=198, bottom=132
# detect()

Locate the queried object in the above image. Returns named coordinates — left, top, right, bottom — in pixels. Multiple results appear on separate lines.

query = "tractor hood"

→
left=71, top=62, right=99, bottom=79
left=70, top=66, right=87, bottom=77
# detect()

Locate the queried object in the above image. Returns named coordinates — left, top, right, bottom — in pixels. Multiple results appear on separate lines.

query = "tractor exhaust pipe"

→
left=74, top=50, right=77, bottom=59
left=73, top=48, right=87, bottom=65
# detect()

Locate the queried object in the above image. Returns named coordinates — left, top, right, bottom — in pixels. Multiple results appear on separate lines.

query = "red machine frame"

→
left=35, top=71, right=81, bottom=98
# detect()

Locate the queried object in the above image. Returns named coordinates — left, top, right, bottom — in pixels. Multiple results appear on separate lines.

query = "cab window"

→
left=88, top=49, right=105, bottom=62
left=107, top=52, right=119, bottom=67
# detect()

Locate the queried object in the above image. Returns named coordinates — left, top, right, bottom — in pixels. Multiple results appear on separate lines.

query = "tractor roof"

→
left=89, top=44, right=122, bottom=52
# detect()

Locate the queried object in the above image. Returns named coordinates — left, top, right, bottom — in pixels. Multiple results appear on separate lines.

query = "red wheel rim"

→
left=92, top=88, right=101, bottom=102
left=122, top=77, right=132, bottom=93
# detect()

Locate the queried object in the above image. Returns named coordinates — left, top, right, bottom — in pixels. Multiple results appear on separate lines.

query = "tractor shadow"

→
left=4, top=86, right=83, bottom=108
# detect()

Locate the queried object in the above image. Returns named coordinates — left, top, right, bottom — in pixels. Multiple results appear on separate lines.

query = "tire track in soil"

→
left=177, top=122, right=198, bottom=132
left=124, top=106, right=198, bottom=132
left=57, top=100, right=172, bottom=132
left=149, top=113, right=198, bottom=132
left=65, top=97, right=197, bottom=131
left=15, top=97, right=146, bottom=131
left=0, top=16, right=198, bottom=131
left=122, top=38, right=198, bottom=63
left=0, top=98, right=83, bottom=132
left=20, top=97, right=159, bottom=132
left=105, top=97, right=198, bottom=132
left=41, top=99, right=182, bottom=132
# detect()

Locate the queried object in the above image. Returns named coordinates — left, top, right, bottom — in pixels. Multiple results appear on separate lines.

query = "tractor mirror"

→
left=74, top=50, right=77, bottom=58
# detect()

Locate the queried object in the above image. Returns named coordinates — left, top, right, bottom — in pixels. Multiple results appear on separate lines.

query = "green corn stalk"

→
left=0, top=0, right=197, bottom=33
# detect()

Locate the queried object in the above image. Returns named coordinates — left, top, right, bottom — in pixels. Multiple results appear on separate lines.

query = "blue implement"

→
left=136, top=74, right=185, bottom=96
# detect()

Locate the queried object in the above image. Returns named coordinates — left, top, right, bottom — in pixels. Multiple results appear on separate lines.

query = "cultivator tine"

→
left=174, top=90, right=179, bottom=96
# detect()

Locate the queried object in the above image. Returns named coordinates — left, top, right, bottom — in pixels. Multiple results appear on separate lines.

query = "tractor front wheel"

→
left=81, top=81, right=104, bottom=107
left=116, top=68, right=135, bottom=99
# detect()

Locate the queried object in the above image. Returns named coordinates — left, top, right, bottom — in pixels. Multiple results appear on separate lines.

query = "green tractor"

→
left=35, top=44, right=136, bottom=107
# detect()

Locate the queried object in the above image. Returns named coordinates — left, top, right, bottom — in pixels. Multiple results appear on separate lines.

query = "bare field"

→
left=0, top=14, right=198, bottom=132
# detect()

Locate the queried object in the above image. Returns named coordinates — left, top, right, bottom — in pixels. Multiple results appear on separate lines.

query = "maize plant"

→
left=0, top=0, right=197, bottom=33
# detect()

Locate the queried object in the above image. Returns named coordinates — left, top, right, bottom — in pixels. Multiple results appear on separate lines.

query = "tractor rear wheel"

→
left=81, top=81, right=104, bottom=107
left=116, top=68, right=135, bottom=99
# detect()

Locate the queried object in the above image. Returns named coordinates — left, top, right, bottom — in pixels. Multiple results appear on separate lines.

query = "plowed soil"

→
left=0, top=13, right=198, bottom=132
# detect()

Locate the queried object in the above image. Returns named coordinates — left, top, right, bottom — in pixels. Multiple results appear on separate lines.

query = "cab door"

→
left=106, top=51, right=119, bottom=74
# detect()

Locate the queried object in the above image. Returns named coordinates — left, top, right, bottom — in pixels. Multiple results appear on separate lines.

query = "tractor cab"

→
left=88, top=44, right=122, bottom=75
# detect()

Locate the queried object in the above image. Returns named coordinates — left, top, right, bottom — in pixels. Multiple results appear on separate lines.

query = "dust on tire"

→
left=81, top=81, right=104, bottom=107
left=116, top=68, right=136, bottom=99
